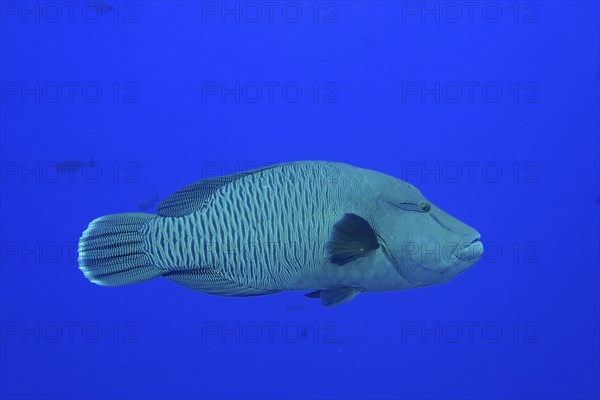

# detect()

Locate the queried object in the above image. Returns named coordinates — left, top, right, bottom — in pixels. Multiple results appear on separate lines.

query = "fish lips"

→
left=452, top=233, right=484, bottom=263
left=383, top=233, right=483, bottom=286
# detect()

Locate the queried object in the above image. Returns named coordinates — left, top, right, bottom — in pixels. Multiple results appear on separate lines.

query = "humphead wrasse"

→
left=78, top=161, right=483, bottom=306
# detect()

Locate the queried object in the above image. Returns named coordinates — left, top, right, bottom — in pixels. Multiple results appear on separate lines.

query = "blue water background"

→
left=1, top=1, right=599, bottom=399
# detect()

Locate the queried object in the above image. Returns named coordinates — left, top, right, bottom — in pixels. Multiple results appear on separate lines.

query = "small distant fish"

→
left=92, top=0, right=115, bottom=13
left=284, top=302, right=309, bottom=313
left=54, top=158, right=93, bottom=172
left=362, top=34, right=377, bottom=50
left=137, top=193, right=159, bottom=212
left=323, top=337, right=351, bottom=346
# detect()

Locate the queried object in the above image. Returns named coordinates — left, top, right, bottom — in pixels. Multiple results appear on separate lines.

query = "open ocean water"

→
left=1, top=1, right=599, bottom=399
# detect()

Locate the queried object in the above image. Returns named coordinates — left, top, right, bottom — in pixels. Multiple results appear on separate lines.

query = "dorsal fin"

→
left=156, top=164, right=283, bottom=217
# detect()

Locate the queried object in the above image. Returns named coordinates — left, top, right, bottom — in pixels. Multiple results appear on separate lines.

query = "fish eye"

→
left=419, top=200, right=431, bottom=212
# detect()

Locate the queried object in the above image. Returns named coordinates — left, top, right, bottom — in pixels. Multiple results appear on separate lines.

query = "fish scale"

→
left=138, top=163, right=335, bottom=288
left=196, top=163, right=334, bottom=288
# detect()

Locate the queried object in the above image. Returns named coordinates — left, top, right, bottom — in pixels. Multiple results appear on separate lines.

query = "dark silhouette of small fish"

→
left=284, top=302, right=309, bottom=312
left=138, top=193, right=159, bottom=212
left=362, top=34, right=377, bottom=50
left=54, top=158, right=94, bottom=173
left=92, top=0, right=114, bottom=13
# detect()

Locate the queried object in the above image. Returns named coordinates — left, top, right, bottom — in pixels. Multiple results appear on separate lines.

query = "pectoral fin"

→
left=326, top=213, right=380, bottom=265
left=305, top=287, right=362, bottom=307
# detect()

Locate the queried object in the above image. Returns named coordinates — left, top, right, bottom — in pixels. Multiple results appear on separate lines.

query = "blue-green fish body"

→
left=79, top=161, right=483, bottom=306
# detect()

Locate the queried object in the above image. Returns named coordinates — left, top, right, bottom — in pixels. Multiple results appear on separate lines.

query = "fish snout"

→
left=453, top=232, right=483, bottom=262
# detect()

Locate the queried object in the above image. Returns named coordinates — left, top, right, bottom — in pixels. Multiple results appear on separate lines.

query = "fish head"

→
left=374, top=180, right=483, bottom=287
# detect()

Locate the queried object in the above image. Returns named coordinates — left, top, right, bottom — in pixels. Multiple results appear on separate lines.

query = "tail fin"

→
left=78, top=213, right=162, bottom=286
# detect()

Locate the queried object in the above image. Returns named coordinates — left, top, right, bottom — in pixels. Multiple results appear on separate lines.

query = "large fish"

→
left=78, top=161, right=483, bottom=306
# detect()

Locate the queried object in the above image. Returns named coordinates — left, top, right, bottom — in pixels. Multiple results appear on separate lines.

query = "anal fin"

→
left=163, top=270, right=280, bottom=297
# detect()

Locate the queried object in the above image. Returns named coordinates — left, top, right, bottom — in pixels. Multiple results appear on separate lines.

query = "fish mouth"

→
left=454, top=235, right=484, bottom=262
left=382, top=232, right=483, bottom=285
